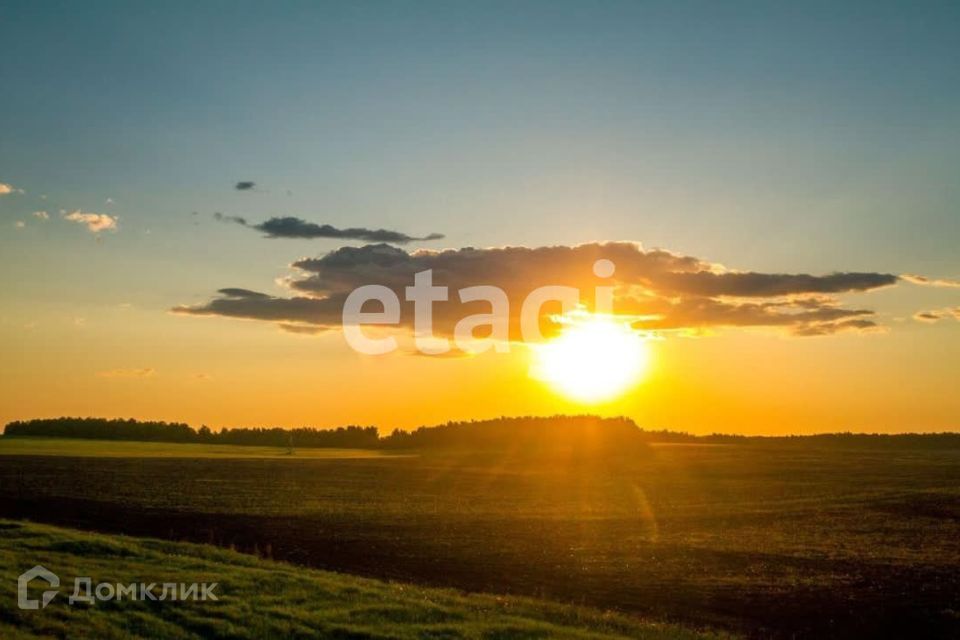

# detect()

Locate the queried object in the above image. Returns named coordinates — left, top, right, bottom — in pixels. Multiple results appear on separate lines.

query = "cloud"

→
left=0, top=182, right=24, bottom=195
left=14, top=221, right=25, bottom=229
left=64, top=210, right=118, bottom=233
left=97, top=368, right=155, bottom=378
left=32, top=211, right=49, bottom=220
left=914, top=311, right=943, bottom=323
left=256, top=217, right=445, bottom=243
left=216, top=287, right=272, bottom=299
left=791, top=318, right=880, bottom=337
left=901, top=274, right=960, bottom=289
left=175, top=241, right=896, bottom=340
left=278, top=322, right=329, bottom=335
left=914, top=308, right=960, bottom=323
left=235, top=181, right=256, bottom=190
left=658, top=271, right=897, bottom=297
left=213, top=212, right=248, bottom=225
left=214, top=213, right=444, bottom=244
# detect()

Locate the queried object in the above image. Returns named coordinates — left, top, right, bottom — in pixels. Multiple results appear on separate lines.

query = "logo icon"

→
left=18, top=565, right=59, bottom=610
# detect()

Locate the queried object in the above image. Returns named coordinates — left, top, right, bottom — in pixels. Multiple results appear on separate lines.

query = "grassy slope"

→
left=0, top=437, right=403, bottom=459
left=0, top=520, right=726, bottom=640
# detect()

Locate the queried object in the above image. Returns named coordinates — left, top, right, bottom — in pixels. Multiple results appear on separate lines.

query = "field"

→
left=0, top=519, right=721, bottom=639
left=1, top=439, right=959, bottom=638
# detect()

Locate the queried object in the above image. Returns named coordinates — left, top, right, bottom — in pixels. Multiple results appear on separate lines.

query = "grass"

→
left=0, top=437, right=405, bottom=459
left=1, top=438, right=959, bottom=637
left=0, top=519, right=725, bottom=639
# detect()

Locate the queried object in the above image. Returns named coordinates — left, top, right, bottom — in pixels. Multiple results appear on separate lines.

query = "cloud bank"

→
left=175, top=242, right=900, bottom=340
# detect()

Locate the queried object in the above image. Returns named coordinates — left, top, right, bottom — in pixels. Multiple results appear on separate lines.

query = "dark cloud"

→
left=217, top=288, right=272, bottom=300
left=656, top=271, right=897, bottom=297
left=255, top=216, right=445, bottom=243
left=213, top=212, right=248, bottom=225
left=212, top=213, right=443, bottom=244
left=175, top=242, right=897, bottom=340
left=287, top=244, right=894, bottom=299
left=791, top=318, right=879, bottom=337
left=625, top=296, right=875, bottom=333
left=176, top=291, right=340, bottom=324
left=235, top=181, right=256, bottom=191
left=278, top=323, right=329, bottom=335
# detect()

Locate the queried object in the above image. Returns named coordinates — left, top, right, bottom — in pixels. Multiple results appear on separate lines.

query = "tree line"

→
left=4, top=416, right=959, bottom=450
left=379, top=415, right=647, bottom=452
left=3, top=415, right=648, bottom=451
left=3, top=418, right=379, bottom=448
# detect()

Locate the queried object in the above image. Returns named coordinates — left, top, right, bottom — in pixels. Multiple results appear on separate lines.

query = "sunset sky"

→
left=1, top=1, right=958, bottom=434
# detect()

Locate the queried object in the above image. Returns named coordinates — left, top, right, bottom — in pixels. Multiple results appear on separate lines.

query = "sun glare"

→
left=532, top=313, right=651, bottom=403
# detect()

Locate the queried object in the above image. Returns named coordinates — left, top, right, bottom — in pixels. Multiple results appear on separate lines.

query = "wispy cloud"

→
left=33, top=210, right=49, bottom=220
left=914, top=308, right=960, bottom=323
left=214, top=213, right=444, bottom=244
left=901, top=274, right=960, bottom=289
left=278, top=322, right=328, bottom=335
left=64, top=210, right=118, bottom=233
left=914, top=311, right=943, bottom=323
left=97, top=368, right=155, bottom=378
left=213, top=212, right=248, bottom=225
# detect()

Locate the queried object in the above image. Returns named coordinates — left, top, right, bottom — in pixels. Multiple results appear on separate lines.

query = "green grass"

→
left=0, top=437, right=405, bottom=459
left=0, top=520, right=726, bottom=640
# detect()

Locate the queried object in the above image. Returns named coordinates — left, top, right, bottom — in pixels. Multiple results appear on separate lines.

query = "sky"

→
left=1, top=1, right=958, bottom=434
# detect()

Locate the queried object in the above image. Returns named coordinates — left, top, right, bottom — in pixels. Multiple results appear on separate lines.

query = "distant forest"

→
left=2, top=416, right=649, bottom=451
left=3, top=418, right=379, bottom=448
left=4, top=416, right=960, bottom=450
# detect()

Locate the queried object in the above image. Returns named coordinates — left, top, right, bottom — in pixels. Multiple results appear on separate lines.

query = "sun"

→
left=531, top=313, right=651, bottom=403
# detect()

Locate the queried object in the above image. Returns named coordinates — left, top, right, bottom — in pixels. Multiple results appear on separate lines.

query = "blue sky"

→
left=0, top=1, right=958, bottom=431
left=3, top=1, right=958, bottom=270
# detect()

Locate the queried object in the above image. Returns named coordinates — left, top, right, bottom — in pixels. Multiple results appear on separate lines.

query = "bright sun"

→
left=531, top=313, right=651, bottom=403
